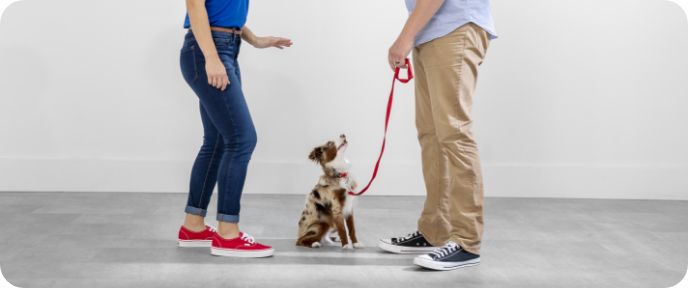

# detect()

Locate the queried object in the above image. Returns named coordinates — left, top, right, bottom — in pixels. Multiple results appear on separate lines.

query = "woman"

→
left=177, top=0, right=292, bottom=258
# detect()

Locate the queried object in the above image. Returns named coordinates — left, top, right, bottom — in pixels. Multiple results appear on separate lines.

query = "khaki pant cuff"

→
left=451, top=238, right=480, bottom=255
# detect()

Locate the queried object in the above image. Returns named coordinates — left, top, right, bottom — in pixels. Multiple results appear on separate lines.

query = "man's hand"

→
left=388, top=0, right=446, bottom=70
left=388, top=36, right=414, bottom=70
left=205, top=56, right=229, bottom=91
left=252, top=36, right=293, bottom=49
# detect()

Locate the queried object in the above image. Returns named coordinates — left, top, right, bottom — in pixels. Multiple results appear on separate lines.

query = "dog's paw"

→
left=353, top=242, right=365, bottom=249
left=342, top=244, right=353, bottom=250
left=311, top=242, right=322, bottom=248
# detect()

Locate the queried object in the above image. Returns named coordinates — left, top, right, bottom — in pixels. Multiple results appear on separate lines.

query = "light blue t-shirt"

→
left=405, top=0, right=497, bottom=46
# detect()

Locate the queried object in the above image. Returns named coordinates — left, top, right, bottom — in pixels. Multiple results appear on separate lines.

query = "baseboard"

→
left=0, top=157, right=687, bottom=200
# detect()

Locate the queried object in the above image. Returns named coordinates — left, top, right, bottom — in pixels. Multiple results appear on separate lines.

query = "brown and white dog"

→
left=296, top=134, right=363, bottom=249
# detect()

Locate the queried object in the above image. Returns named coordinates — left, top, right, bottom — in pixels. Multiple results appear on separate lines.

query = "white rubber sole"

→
left=177, top=240, right=212, bottom=248
left=377, top=239, right=437, bottom=254
left=210, top=247, right=275, bottom=258
left=413, top=256, right=481, bottom=271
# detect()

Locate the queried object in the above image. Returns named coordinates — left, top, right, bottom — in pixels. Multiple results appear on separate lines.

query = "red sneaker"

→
left=177, top=225, right=216, bottom=247
left=210, top=232, right=274, bottom=258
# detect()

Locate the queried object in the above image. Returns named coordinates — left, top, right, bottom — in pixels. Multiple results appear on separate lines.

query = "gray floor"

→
left=0, top=192, right=686, bottom=288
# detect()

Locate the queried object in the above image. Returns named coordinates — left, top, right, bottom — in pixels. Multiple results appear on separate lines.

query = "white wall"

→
left=0, top=0, right=687, bottom=199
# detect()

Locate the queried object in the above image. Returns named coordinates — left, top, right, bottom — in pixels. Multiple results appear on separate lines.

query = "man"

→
left=378, top=0, right=497, bottom=271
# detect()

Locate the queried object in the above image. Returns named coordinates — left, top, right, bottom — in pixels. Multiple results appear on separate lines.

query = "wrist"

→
left=249, top=36, right=262, bottom=47
left=397, top=33, right=415, bottom=44
left=204, top=54, right=220, bottom=61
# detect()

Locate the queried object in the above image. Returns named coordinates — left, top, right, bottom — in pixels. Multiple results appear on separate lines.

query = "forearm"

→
left=240, top=26, right=258, bottom=47
left=186, top=0, right=219, bottom=60
left=398, top=0, right=445, bottom=42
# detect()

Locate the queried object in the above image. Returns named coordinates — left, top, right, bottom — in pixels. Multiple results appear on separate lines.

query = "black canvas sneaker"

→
left=413, top=241, right=480, bottom=271
left=378, top=231, right=436, bottom=254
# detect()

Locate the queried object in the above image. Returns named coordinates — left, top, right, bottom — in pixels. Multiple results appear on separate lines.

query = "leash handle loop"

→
left=394, top=58, right=414, bottom=83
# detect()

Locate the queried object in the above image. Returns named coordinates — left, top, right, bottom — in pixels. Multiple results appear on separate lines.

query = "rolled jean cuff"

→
left=217, top=213, right=240, bottom=223
left=185, top=206, right=207, bottom=217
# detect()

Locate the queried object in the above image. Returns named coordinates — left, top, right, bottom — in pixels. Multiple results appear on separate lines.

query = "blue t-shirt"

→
left=184, top=0, right=250, bottom=29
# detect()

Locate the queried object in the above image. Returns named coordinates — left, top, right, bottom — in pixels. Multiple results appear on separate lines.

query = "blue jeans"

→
left=179, top=30, right=257, bottom=223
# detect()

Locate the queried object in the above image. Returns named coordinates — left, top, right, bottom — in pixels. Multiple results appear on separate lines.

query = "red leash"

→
left=348, top=58, right=413, bottom=196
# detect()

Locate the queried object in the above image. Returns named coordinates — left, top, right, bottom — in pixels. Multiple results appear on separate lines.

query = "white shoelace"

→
left=240, top=232, right=256, bottom=244
left=430, top=242, right=460, bottom=259
left=206, top=225, right=217, bottom=233
left=397, top=231, right=421, bottom=242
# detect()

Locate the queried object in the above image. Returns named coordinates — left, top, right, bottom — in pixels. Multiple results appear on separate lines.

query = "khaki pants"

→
left=414, top=23, right=489, bottom=255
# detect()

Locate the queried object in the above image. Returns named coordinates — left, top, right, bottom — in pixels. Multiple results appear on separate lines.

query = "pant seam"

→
left=197, top=133, right=221, bottom=208
left=191, top=45, right=199, bottom=83
left=218, top=73, right=241, bottom=217
left=415, top=45, right=447, bottom=248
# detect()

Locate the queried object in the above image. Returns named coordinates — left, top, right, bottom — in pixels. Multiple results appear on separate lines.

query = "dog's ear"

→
left=308, top=147, right=323, bottom=163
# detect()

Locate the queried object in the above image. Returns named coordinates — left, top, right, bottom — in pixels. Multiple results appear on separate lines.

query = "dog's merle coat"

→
left=296, top=135, right=362, bottom=249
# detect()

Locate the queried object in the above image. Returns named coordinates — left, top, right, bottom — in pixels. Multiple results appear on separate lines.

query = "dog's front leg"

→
left=345, top=213, right=363, bottom=248
left=332, top=212, right=351, bottom=249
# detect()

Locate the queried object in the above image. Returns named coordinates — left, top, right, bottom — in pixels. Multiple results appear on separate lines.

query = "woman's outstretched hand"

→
left=252, top=36, right=293, bottom=49
left=241, top=27, right=292, bottom=49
